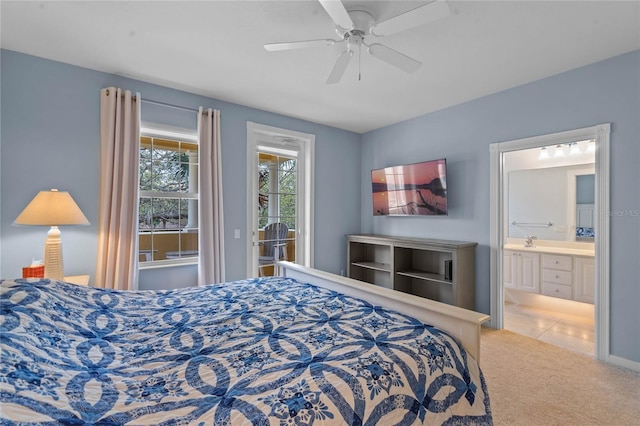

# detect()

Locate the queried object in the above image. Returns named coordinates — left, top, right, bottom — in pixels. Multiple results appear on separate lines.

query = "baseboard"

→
left=606, top=354, right=640, bottom=372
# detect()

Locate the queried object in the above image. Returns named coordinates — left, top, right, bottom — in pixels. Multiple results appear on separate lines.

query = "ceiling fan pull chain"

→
left=358, top=43, right=362, bottom=81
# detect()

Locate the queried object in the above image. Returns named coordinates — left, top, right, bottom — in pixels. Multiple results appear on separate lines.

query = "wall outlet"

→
left=234, top=229, right=240, bottom=239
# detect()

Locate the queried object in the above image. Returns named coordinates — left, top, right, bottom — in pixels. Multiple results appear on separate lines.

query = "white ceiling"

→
left=1, top=1, right=639, bottom=133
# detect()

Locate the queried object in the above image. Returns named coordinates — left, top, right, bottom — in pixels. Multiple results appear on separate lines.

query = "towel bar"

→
left=511, top=221, right=553, bottom=227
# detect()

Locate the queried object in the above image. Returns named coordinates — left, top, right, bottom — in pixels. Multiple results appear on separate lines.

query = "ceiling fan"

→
left=264, top=0, right=450, bottom=84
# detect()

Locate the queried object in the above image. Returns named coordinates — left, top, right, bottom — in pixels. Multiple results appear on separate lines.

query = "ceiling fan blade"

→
left=265, top=39, right=336, bottom=51
left=326, top=49, right=352, bottom=84
left=367, top=43, right=422, bottom=73
left=371, top=0, right=451, bottom=37
left=318, top=0, right=354, bottom=29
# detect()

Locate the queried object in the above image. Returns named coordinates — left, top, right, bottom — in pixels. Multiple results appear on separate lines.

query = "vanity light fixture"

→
left=538, top=147, right=549, bottom=160
left=578, top=140, right=589, bottom=153
left=539, top=141, right=595, bottom=160
left=569, top=143, right=581, bottom=155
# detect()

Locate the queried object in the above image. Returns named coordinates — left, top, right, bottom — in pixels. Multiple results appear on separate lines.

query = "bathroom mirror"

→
left=576, top=174, right=595, bottom=240
left=508, top=165, right=595, bottom=241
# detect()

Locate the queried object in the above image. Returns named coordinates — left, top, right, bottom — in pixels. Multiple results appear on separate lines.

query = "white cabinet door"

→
left=504, top=250, right=540, bottom=293
left=503, top=250, right=516, bottom=289
left=574, top=257, right=595, bottom=304
left=518, top=252, right=540, bottom=293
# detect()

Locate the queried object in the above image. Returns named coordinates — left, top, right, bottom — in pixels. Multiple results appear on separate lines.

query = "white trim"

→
left=246, top=122, right=315, bottom=278
left=139, top=191, right=198, bottom=199
left=139, top=258, right=198, bottom=269
left=593, top=124, right=610, bottom=361
left=489, top=124, right=611, bottom=363
left=606, top=354, right=640, bottom=372
left=489, top=143, right=504, bottom=330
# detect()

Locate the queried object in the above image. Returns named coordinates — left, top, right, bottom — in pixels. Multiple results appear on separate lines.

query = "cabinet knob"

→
left=556, top=275, right=559, bottom=278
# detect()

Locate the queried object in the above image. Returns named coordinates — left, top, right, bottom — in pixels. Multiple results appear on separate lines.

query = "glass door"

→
left=257, top=151, right=297, bottom=276
left=246, top=122, right=315, bottom=278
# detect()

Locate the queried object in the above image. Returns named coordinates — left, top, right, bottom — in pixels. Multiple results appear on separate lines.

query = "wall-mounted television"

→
left=372, top=158, right=447, bottom=216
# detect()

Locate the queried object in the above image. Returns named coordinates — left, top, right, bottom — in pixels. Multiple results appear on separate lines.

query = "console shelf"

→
left=351, top=261, right=391, bottom=273
left=397, top=270, right=452, bottom=285
left=347, top=234, right=477, bottom=310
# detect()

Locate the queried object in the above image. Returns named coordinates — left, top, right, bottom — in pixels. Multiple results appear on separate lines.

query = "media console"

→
left=347, top=234, right=477, bottom=310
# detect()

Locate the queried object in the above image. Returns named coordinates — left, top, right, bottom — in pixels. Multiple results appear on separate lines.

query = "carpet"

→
left=480, top=328, right=640, bottom=426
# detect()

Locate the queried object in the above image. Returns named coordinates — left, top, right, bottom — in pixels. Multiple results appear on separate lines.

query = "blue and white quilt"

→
left=0, top=277, right=492, bottom=425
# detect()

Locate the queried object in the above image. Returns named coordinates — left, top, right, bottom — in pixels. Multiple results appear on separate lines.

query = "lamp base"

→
left=44, top=226, right=64, bottom=281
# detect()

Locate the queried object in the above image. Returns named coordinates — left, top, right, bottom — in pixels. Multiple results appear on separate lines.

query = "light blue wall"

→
left=0, top=49, right=362, bottom=288
left=2, top=48, right=638, bottom=363
left=360, top=50, right=640, bottom=362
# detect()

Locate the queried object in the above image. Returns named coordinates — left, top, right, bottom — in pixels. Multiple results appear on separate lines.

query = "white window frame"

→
left=138, top=126, right=199, bottom=269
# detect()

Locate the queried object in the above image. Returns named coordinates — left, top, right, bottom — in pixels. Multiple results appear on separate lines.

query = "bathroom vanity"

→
left=503, top=240, right=595, bottom=304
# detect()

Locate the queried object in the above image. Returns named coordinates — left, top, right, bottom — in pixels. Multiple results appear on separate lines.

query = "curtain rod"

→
left=141, top=98, right=200, bottom=114
left=104, top=89, right=205, bottom=114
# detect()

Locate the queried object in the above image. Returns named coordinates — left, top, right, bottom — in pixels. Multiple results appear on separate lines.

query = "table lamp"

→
left=14, top=189, right=89, bottom=280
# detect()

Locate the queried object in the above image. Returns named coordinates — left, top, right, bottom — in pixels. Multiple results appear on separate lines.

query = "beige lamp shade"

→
left=14, top=189, right=89, bottom=281
left=15, top=189, right=90, bottom=226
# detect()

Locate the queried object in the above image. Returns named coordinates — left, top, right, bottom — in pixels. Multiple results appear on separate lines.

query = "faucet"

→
left=525, top=235, right=537, bottom=247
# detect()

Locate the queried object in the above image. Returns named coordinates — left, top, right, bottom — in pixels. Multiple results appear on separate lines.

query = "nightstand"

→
left=64, top=275, right=91, bottom=286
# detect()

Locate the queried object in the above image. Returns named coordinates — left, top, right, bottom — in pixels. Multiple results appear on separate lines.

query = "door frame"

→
left=246, top=122, right=315, bottom=277
left=489, top=123, right=610, bottom=361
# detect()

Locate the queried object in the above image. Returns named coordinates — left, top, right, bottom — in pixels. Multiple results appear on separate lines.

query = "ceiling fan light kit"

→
left=264, top=0, right=450, bottom=84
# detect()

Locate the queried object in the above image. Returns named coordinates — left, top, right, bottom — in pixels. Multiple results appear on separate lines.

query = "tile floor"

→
left=504, top=302, right=595, bottom=357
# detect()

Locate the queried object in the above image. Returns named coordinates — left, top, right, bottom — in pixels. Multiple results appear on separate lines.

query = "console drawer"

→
left=542, top=282, right=572, bottom=300
left=542, top=268, right=572, bottom=285
left=542, top=254, right=572, bottom=271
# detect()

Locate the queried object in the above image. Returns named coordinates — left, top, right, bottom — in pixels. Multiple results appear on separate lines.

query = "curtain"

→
left=198, top=108, right=225, bottom=285
left=95, top=87, right=140, bottom=290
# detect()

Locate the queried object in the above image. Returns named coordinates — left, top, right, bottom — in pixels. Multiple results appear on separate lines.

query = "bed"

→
left=0, top=261, right=492, bottom=424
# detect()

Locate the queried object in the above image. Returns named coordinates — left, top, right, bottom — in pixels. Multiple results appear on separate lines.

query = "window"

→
left=138, top=131, right=198, bottom=266
left=258, top=153, right=297, bottom=229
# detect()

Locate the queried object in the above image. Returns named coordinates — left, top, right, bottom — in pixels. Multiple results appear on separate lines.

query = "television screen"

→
left=372, top=158, right=447, bottom=216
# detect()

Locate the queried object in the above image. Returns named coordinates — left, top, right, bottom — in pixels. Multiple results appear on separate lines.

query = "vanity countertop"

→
left=503, top=243, right=595, bottom=257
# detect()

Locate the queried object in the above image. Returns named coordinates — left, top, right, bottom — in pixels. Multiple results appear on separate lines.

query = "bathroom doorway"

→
left=502, top=143, right=595, bottom=356
left=489, top=124, right=610, bottom=361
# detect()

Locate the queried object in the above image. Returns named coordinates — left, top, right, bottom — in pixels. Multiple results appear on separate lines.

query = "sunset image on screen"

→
left=372, top=159, right=447, bottom=216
